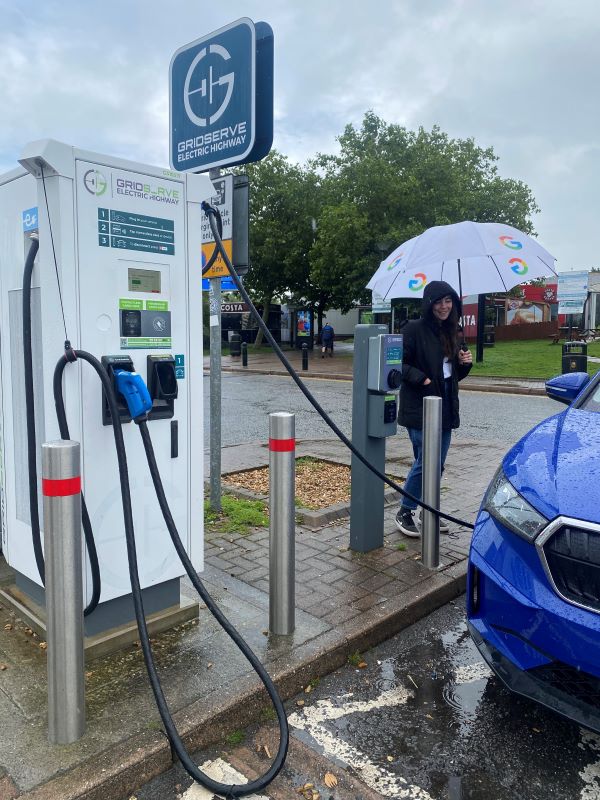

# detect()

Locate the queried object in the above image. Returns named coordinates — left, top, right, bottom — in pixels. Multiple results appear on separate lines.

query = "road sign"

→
left=558, top=270, right=588, bottom=314
left=202, top=173, right=233, bottom=278
left=170, top=18, right=256, bottom=173
left=204, top=277, right=235, bottom=291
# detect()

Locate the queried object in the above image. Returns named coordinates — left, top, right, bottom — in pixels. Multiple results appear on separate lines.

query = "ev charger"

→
left=0, top=140, right=214, bottom=635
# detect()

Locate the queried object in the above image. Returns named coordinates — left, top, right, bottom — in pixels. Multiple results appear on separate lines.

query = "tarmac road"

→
left=204, top=373, right=558, bottom=447
left=134, top=598, right=600, bottom=800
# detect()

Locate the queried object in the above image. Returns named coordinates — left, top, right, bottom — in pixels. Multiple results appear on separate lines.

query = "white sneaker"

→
left=395, top=510, right=421, bottom=538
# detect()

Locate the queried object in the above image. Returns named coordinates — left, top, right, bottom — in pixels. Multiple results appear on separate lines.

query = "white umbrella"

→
left=367, top=221, right=558, bottom=300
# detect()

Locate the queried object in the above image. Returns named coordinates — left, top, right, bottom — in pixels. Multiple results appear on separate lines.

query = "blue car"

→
left=467, top=369, right=600, bottom=732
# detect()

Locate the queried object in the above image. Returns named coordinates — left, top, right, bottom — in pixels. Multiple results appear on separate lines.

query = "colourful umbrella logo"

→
left=509, top=257, right=528, bottom=275
left=499, top=235, right=523, bottom=250
left=408, top=273, right=427, bottom=291
left=387, top=252, right=404, bottom=271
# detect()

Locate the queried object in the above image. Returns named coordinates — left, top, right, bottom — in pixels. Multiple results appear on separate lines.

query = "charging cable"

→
left=23, top=236, right=101, bottom=614
left=202, top=203, right=474, bottom=531
left=53, top=350, right=288, bottom=798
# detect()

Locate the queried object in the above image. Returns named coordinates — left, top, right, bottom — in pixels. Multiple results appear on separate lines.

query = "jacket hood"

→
left=421, top=281, right=462, bottom=319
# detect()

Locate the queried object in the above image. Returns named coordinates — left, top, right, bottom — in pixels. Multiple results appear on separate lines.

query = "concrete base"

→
left=0, top=583, right=199, bottom=660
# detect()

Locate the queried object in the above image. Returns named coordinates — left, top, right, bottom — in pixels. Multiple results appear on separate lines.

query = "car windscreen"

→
left=579, top=380, right=600, bottom=413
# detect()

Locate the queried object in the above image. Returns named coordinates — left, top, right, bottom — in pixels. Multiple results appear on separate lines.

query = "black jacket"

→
left=398, top=281, right=472, bottom=430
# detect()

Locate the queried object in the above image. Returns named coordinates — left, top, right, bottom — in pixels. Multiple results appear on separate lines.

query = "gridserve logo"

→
left=184, top=43, right=235, bottom=127
left=171, top=18, right=255, bottom=171
left=83, top=169, right=108, bottom=196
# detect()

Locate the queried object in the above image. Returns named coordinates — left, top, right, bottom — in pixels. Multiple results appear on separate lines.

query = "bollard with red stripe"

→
left=268, top=413, right=296, bottom=635
left=42, top=440, right=85, bottom=744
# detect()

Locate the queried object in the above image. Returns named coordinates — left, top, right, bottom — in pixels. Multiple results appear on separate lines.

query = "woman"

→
left=396, top=281, right=473, bottom=537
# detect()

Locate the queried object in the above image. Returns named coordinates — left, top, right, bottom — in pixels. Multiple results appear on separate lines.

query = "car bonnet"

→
left=502, top=408, right=600, bottom=524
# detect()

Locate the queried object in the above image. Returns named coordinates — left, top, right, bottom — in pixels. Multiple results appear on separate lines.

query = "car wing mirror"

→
left=545, top=371, right=590, bottom=405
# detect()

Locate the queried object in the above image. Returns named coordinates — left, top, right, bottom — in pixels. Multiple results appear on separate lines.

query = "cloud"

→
left=1, top=0, right=600, bottom=267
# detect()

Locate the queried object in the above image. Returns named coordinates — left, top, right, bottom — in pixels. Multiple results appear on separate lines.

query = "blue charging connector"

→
left=114, top=369, right=152, bottom=420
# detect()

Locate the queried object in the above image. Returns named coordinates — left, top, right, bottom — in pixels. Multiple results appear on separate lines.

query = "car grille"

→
left=529, top=662, right=600, bottom=708
left=544, top=525, right=600, bottom=613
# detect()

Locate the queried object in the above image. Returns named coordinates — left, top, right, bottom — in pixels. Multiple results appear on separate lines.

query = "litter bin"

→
left=562, top=341, right=587, bottom=373
left=483, top=326, right=495, bottom=347
left=229, top=332, right=242, bottom=358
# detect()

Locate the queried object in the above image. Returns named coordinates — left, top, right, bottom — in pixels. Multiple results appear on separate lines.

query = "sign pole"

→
left=209, top=168, right=222, bottom=512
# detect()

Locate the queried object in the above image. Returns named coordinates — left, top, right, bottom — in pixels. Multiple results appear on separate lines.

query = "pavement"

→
left=210, top=341, right=550, bottom=395
left=0, top=347, right=535, bottom=800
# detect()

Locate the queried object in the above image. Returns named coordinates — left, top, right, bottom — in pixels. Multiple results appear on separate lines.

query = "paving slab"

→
left=0, top=434, right=504, bottom=799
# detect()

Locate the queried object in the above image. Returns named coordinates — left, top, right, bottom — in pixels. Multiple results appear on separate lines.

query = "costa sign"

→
left=221, top=302, right=248, bottom=313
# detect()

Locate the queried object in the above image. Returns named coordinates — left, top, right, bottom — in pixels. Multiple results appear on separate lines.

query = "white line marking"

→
left=579, top=730, right=600, bottom=800
left=289, top=687, right=433, bottom=799
left=181, top=758, right=269, bottom=799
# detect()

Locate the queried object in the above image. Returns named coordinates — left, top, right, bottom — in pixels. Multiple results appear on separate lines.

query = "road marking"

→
left=289, top=687, right=433, bottom=799
left=454, top=662, right=492, bottom=684
left=578, top=730, right=600, bottom=800
left=181, top=758, right=269, bottom=799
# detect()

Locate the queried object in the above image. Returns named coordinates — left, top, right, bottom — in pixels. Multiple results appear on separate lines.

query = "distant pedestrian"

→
left=321, top=321, right=335, bottom=357
left=396, top=281, right=473, bottom=537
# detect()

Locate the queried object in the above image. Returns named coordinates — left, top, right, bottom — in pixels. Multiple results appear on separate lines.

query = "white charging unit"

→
left=0, top=140, right=213, bottom=634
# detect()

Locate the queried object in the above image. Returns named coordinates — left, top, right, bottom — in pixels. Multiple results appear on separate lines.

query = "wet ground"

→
left=206, top=373, right=558, bottom=447
left=135, top=598, right=600, bottom=799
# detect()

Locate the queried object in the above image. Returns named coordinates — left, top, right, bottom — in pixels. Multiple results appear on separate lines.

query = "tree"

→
left=238, top=151, right=318, bottom=346
left=309, top=112, right=540, bottom=310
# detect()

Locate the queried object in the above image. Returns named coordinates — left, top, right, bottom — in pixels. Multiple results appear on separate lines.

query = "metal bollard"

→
left=241, top=341, right=248, bottom=367
left=42, top=440, right=85, bottom=744
left=301, top=342, right=308, bottom=371
left=421, top=397, right=442, bottom=570
left=268, top=413, right=295, bottom=635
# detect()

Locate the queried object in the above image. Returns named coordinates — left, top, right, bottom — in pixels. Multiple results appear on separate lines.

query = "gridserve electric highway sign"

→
left=170, top=18, right=272, bottom=173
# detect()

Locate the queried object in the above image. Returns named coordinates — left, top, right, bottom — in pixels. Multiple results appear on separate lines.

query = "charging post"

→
left=350, top=325, right=402, bottom=552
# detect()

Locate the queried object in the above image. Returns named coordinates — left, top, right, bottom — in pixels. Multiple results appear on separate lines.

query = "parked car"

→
left=467, top=369, right=600, bottom=732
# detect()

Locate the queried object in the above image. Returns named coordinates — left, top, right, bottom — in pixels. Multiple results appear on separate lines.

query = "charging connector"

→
left=114, top=369, right=152, bottom=421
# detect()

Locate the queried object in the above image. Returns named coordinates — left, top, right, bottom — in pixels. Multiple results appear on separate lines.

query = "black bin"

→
left=483, top=326, right=495, bottom=347
left=229, top=332, right=242, bottom=357
left=562, top=341, right=587, bottom=373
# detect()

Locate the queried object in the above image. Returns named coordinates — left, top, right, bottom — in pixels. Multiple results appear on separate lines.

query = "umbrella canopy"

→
left=367, top=221, right=558, bottom=300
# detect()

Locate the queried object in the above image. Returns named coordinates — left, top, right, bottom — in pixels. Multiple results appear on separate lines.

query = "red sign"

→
left=521, top=284, right=557, bottom=303
left=460, top=303, right=478, bottom=338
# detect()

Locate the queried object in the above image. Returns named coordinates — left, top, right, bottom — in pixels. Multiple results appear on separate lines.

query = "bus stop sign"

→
left=170, top=18, right=272, bottom=173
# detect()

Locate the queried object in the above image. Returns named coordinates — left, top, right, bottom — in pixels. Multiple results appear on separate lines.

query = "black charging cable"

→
left=23, top=237, right=101, bottom=613
left=202, top=202, right=474, bottom=530
left=202, top=208, right=224, bottom=275
left=53, top=348, right=288, bottom=798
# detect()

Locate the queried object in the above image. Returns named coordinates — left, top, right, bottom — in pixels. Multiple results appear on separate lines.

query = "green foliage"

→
left=310, top=112, right=539, bottom=311
left=348, top=650, right=363, bottom=667
left=236, top=151, right=321, bottom=344
left=204, top=495, right=268, bottom=534
left=260, top=706, right=277, bottom=722
left=225, top=730, right=245, bottom=746
left=233, top=113, right=540, bottom=332
left=396, top=543, right=408, bottom=551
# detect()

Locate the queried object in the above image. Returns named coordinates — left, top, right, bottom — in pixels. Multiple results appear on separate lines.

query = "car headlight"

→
left=483, top=467, right=548, bottom=541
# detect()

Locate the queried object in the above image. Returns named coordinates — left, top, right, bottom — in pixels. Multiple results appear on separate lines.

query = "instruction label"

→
left=98, top=208, right=175, bottom=255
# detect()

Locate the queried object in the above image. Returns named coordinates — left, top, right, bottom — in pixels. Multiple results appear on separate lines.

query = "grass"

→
left=471, top=339, right=600, bottom=379
left=225, top=730, right=245, bottom=746
left=204, top=495, right=268, bottom=534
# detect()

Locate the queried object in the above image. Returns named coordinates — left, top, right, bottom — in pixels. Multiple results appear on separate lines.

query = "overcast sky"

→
left=1, top=0, right=599, bottom=271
